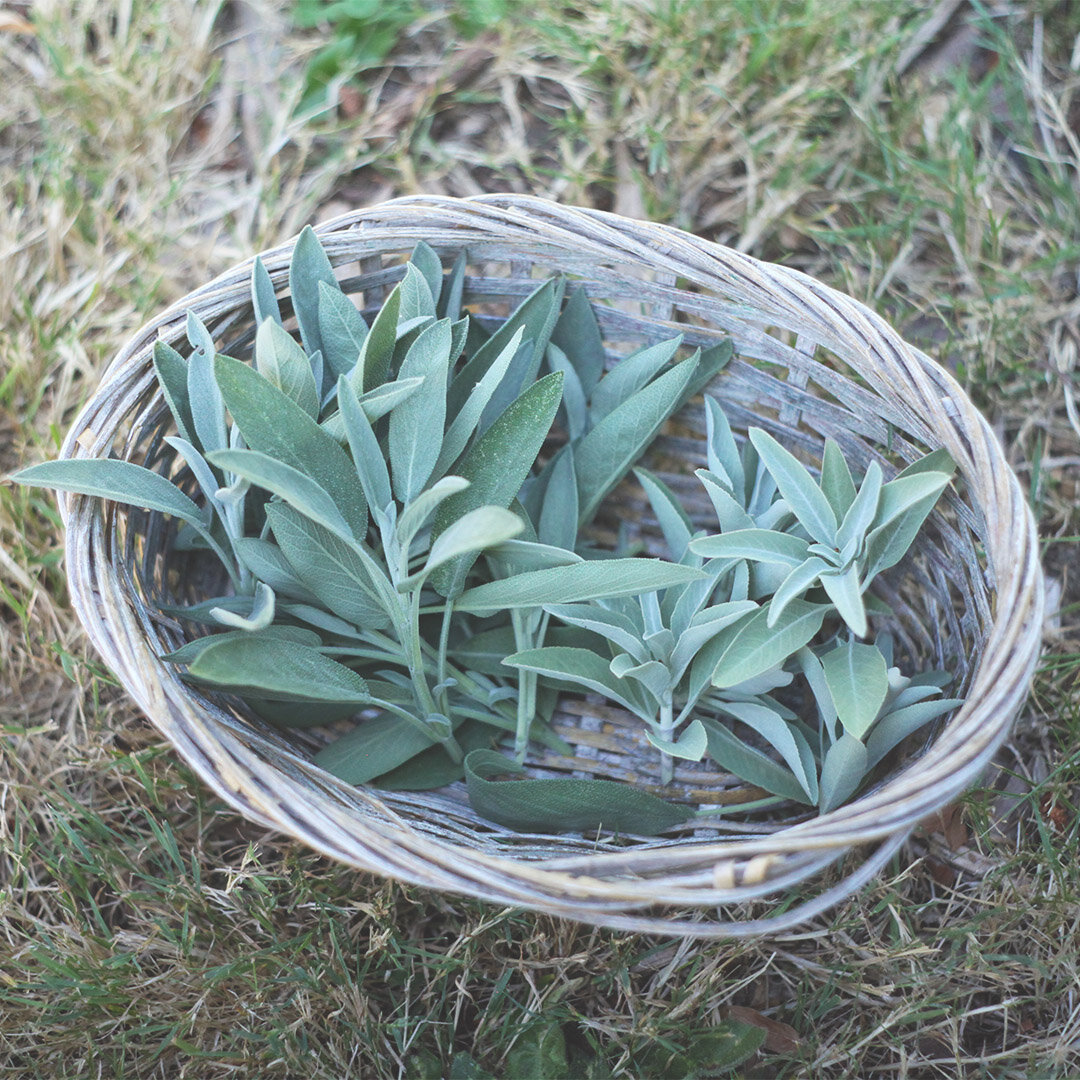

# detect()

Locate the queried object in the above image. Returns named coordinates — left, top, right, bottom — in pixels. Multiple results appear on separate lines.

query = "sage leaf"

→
left=864, top=697, right=962, bottom=769
left=152, top=340, right=196, bottom=446
left=371, top=720, right=495, bottom=790
left=186, top=636, right=371, bottom=703
left=401, top=506, right=523, bottom=588
left=337, top=377, right=391, bottom=513
left=314, top=710, right=445, bottom=785
left=254, top=319, right=319, bottom=418
left=186, top=314, right=227, bottom=455
left=11, top=459, right=207, bottom=529
left=437, top=250, right=466, bottom=320
left=545, top=343, right=588, bottom=441
left=209, top=448, right=351, bottom=538
left=835, top=461, right=883, bottom=551
left=456, top=559, right=705, bottom=613
left=690, top=528, right=810, bottom=566
left=251, top=255, right=283, bottom=327
left=819, top=733, right=869, bottom=812
left=317, top=281, right=369, bottom=379
left=464, top=749, right=688, bottom=835
left=503, top=646, right=643, bottom=713
left=589, top=336, right=682, bottom=424
left=748, top=428, right=837, bottom=545
left=161, top=624, right=321, bottom=665
left=214, top=354, right=368, bottom=537
left=398, top=262, right=437, bottom=322
left=542, top=603, right=646, bottom=661
left=820, top=438, right=857, bottom=519
left=409, top=241, right=444, bottom=308
left=389, top=319, right=453, bottom=502
left=233, top=537, right=320, bottom=601
left=821, top=637, right=889, bottom=739
left=696, top=469, right=755, bottom=532
left=700, top=718, right=813, bottom=804
left=433, top=326, right=524, bottom=480
left=266, top=502, right=391, bottom=628
left=430, top=371, right=565, bottom=597
left=550, top=284, right=605, bottom=395
left=718, top=700, right=817, bottom=802
left=711, top=600, right=827, bottom=689
left=395, top=475, right=471, bottom=553
left=209, top=581, right=276, bottom=632
left=634, top=467, right=693, bottom=561
left=645, top=718, right=708, bottom=761
left=767, top=557, right=829, bottom=626
left=289, top=224, right=338, bottom=360
left=447, top=277, right=564, bottom=418
left=357, top=281, right=401, bottom=391
left=537, top=446, right=578, bottom=551
left=819, top=563, right=867, bottom=637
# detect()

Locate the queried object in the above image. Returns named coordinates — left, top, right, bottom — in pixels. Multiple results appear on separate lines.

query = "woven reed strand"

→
left=56, top=195, right=1044, bottom=937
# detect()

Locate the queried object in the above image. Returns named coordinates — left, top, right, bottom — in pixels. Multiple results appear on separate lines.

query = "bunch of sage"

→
left=13, top=227, right=958, bottom=835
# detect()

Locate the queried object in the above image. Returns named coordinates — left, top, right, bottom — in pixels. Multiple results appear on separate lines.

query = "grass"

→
left=2, top=0, right=1079, bottom=1076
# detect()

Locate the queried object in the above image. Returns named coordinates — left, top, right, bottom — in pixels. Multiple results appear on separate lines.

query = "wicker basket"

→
left=56, top=195, right=1044, bottom=937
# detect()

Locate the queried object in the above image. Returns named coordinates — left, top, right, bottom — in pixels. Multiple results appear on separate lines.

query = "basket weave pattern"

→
left=57, top=195, right=1044, bottom=936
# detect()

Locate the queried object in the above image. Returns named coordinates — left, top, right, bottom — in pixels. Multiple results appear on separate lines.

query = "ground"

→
left=1, top=1, right=1078, bottom=1077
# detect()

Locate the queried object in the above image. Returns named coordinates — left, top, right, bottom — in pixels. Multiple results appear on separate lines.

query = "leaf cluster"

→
left=11, top=228, right=958, bottom=834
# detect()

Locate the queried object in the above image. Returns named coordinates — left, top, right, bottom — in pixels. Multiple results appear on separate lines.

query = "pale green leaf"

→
left=317, top=281, right=369, bottom=379
left=703, top=395, right=744, bottom=498
left=820, top=564, right=868, bottom=638
left=767, top=557, right=829, bottom=626
left=821, top=637, right=889, bottom=739
left=357, top=282, right=401, bottom=392
left=748, top=428, right=837, bottom=545
left=398, top=261, right=437, bottom=322
left=542, top=603, right=646, bottom=661
left=711, top=601, right=827, bottom=689
left=820, top=438, right=857, bottom=519
left=589, top=336, right=681, bottom=424
left=289, top=224, right=338, bottom=360
left=403, top=506, right=523, bottom=587
left=395, top=475, right=471, bottom=553
left=254, top=319, right=319, bottom=418
left=152, top=340, right=196, bottom=446
left=210, top=581, right=275, bottom=631
left=819, top=733, right=869, bottom=812
left=699, top=718, right=813, bottom=803
left=835, top=460, right=883, bottom=551
left=409, top=240, right=444, bottom=308
left=337, top=376, right=391, bottom=513
left=646, top=718, right=708, bottom=761
left=545, top=343, right=588, bottom=441
left=689, top=528, right=810, bottom=566
left=251, top=255, right=283, bottom=327
left=503, top=646, right=643, bottom=713
left=634, top=467, right=693, bottom=561
left=186, top=313, right=227, bottom=455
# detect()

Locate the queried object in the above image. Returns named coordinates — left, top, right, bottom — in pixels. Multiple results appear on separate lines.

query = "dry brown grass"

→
left=2, top=1, right=1079, bottom=1076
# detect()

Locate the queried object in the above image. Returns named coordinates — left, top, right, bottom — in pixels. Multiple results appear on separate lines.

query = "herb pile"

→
left=14, top=229, right=961, bottom=836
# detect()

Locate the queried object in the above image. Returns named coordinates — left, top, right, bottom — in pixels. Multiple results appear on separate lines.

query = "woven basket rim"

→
left=54, top=193, right=1044, bottom=936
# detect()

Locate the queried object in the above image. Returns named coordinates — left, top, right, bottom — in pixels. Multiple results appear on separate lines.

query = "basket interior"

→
left=105, top=236, right=993, bottom=862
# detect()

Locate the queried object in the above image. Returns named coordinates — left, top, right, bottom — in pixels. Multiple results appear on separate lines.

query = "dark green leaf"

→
left=214, top=354, right=368, bottom=538
left=864, top=697, right=962, bottom=769
left=545, top=343, right=588, bottom=440
left=465, top=749, right=688, bottom=835
left=314, top=710, right=444, bottom=785
left=836, top=461, right=883, bottom=551
left=506, top=1023, right=569, bottom=1080
left=438, top=250, right=466, bottom=321
left=372, top=720, right=494, bottom=790
left=430, top=371, right=564, bottom=597
left=162, top=624, right=321, bottom=664
left=551, top=285, right=606, bottom=395
left=186, top=636, right=370, bottom=703
left=718, top=700, right=817, bottom=801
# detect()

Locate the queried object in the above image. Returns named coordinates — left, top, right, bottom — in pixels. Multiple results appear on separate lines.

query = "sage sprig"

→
left=11, top=226, right=958, bottom=836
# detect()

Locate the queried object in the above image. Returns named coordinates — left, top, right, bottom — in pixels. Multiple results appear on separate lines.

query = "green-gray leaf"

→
left=821, top=637, right=889, bottom=740
left=550, top=285, right=606, bottom=396
left=337, top=376, right=391, bottom=513
left=11, top=458, right=207, bottom=528
left=389, top=319, right=453, bottom=502
left=690, top=528, right=810, bottom=567
left=819, top=438, right=857, bottom=519
left=589, top=336, right=681, bottom=425
left=538, top=445, right=579, bottom=551
left=402, top=506, right=523, bottom=588
left=699, top=717, right=814, bottom=804
left=186, top=636, right=370, bottom=703
left=289, top=224, right=338, bottom=360
left=317, top=281, right=369, bottom=379
left=152, top=340, right=196, bottom=446
left=314, top=711, right=444, bottom=785
left=456, top=559, right=704, bottom=613
left=819, top=733, right=868, bottom=812
left=464, top=749, right=688, bottom=835
left=254, top=319, right=320, bottom=418
left=711, top=601, right=827, bottom=689
left=503, top=646, right=643, bottom=713
left=251, top=255, right=283, bottom=327
left=748, top=428, right=837, bottom=546
left=430, top=371, right=564, bottom=597
left=214, top=354, right=368, bottom=538
left=864, top=697, right=962, bottom=769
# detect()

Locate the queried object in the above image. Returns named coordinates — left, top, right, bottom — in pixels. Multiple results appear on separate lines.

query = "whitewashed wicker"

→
left=56, top=195, right=1044, bottom=936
